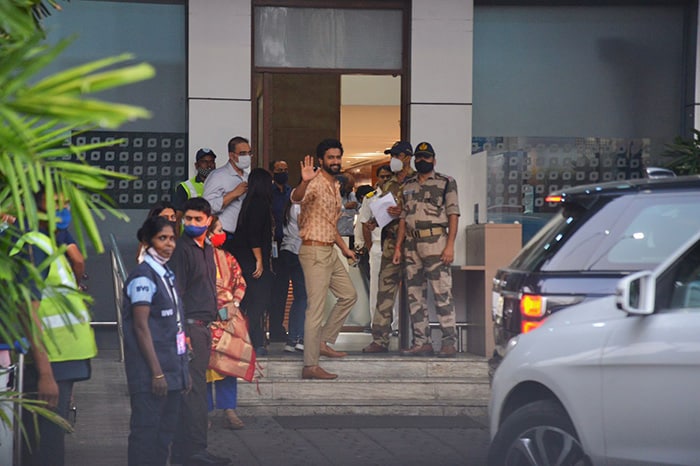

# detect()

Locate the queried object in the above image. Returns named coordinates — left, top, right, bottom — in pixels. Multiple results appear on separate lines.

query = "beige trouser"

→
left=299, top=244, right=358, bottom=367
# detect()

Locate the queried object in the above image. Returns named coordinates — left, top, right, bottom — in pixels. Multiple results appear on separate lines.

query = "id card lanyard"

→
left=158, top=267, right=187, bottom=355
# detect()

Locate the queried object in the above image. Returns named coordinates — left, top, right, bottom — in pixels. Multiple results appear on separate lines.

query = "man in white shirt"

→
left=355, top=166, right=393, bottom=326
left=202, top=136, right=251, bottom=253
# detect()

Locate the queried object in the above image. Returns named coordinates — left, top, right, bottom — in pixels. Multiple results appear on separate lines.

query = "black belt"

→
left=185, top=318, right=210, bottom=326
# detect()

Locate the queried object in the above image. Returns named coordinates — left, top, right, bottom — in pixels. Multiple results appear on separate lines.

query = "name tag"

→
left=176, top=330, right=187, bottom=355
left=161, top=308, right=174, bottom=317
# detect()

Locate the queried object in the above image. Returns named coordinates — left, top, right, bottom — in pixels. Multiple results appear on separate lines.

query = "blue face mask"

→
left=56, top=208, right=72, bottom=230
left=183, top=224, right=207, bottom=238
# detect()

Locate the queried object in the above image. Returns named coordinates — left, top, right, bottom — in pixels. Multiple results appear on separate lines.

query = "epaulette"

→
left=365, top=190, right=376, bottom=199
left=435, top=172, right=454, bottom=183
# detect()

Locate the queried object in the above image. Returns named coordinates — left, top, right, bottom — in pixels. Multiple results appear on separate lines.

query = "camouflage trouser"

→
left=404, top=235, right=456, bottom=347
left=370, top=238, right=401, bottom=346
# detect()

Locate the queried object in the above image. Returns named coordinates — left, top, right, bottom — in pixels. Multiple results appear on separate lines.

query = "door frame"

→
left=251, top=0, right=412, bottom=169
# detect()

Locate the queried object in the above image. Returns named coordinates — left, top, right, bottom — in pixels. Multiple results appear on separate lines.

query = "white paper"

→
left=369, top=193, right=398, bottom=228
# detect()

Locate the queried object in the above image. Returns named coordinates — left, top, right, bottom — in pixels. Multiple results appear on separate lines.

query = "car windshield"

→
left=509, top=191, right=700, bottom=272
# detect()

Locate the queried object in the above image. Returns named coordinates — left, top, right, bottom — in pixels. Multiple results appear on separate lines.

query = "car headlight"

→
left=504, top=335, right=520, bottom=358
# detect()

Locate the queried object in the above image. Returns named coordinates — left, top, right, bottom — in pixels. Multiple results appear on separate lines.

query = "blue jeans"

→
left=206, top=377, right=237, bottom=410
left=280, top=249, right=307, bottom=342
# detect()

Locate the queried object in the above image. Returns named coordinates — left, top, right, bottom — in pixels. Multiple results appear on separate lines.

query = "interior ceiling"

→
left=340, top=104, right=400, bottom=171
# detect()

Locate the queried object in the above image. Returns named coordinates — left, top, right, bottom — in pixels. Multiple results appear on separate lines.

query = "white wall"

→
left=411, top=0, right=474, bottom=266
left=188, top=0, right=252, bottom=172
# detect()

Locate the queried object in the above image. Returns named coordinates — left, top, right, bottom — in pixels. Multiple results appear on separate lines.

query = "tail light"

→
left=522, top=320, right=544, bottom=333
left=520, top=293, right=585, bottom=333
left=521, top=294, right=545, bottom=318
left=520, top=294, right=546, bottom=333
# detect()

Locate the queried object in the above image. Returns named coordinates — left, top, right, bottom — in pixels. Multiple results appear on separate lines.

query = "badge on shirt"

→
left=176, top=330, right=187, bottom=355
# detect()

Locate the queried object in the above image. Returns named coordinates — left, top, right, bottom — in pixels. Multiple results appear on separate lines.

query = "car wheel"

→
left=487, top=399, right=591, bottom=466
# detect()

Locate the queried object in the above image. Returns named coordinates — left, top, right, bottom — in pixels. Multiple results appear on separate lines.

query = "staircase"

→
left=236, top=351, right=490, bottom=417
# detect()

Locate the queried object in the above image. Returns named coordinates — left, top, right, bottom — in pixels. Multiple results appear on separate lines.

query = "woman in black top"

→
left=230, top=168, right=274, bottom=354
left=123, top=216, right=189, bottom=466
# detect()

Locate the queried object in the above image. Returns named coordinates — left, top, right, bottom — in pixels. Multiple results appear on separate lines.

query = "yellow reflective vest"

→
left=31, top=232, right=97, bottom=362
left=179, top=176, right=204, bottom=199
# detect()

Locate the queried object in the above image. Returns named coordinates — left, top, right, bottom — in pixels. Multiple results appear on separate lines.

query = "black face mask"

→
left=273, top=172, right=289, bottom=185
left=415, top=160, right=434, bottom=174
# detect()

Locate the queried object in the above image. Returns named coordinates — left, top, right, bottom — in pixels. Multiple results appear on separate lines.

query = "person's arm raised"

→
left=290, top=155, right=318, bottom=203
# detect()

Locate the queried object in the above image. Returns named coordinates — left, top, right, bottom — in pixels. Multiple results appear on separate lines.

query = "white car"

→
left=488, top=230, right=700, bottom=466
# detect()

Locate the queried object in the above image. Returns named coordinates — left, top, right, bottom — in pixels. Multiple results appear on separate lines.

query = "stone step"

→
left=230, top=349, right=491, bottom=417
left=237, top=376, right=490, bottom=402
left=250, top=354, right=490, bottom=380
left=235, top=399, right=489, bottom=417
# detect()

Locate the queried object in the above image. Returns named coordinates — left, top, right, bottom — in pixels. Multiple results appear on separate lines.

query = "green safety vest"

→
left=179, top=176, right=204, bottom=199
left=31, top=232, right=97, bottom=362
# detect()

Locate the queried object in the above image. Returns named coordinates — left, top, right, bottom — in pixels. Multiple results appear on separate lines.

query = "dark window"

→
left=510, top=192, right=700, bottom=272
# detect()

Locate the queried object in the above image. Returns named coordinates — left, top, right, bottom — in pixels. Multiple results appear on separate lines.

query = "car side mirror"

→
left=616, top=270, right=655, bottom=315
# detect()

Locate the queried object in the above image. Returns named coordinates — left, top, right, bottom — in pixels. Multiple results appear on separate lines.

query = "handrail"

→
left=108, top=233, right=126, bottom=362
left=109, top=232, right=128, bottom=283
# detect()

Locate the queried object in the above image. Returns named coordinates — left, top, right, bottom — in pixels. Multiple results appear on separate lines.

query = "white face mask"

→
left=390, top=157, right=403, bottom=173
left=235, top=155, right=251, bottom=170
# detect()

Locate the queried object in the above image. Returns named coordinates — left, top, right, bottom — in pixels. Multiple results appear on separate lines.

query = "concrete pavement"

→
left=65, top=351, right=490, bottom=465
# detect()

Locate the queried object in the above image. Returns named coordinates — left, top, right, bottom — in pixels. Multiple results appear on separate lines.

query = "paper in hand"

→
left=369, top=193, right=398, bottom=228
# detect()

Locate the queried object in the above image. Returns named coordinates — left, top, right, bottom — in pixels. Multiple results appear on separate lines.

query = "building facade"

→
left=42, top=0, right=699, bottom=348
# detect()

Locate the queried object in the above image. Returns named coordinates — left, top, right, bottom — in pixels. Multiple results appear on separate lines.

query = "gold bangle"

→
left=153, top=374, right=165, bottom=380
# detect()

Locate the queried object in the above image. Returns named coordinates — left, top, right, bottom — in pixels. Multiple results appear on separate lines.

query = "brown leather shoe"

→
left=437, top=344, right=457, bottom=358
left=320, top=342, right=347, bottom=358
left=302, top=365, right=338, bottom=380
left=362, top=342, right=388, bottom=353
left=400, top=343, right=434, bottom=357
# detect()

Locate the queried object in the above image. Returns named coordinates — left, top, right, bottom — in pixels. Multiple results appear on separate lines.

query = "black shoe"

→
left=186, top=449, right=231, bottom=465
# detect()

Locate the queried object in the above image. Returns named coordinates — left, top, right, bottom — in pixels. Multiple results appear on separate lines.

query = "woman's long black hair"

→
left=236, top=168, right=273, bottom=230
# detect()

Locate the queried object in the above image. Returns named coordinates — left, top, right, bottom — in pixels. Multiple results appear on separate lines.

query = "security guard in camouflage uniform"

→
left=362, top=141, right=414, bottom=353
left=393, top=142, right=460, bottom=358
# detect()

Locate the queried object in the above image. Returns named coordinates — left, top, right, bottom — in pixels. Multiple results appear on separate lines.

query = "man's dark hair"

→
left=376, top=165, right=391, bottom=177
left=183, top=197, right=212, bottom=217
left=355, top=185, right=374, bottom=202
left=269, top=159, right=286, bottom=171
left=137, top=215, right=174, bottom=246
left=228, top=136, right=249, bottom=153
left=316, top=138, right=343, bottom=159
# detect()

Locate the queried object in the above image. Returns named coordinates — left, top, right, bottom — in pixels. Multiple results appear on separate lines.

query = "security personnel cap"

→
left=384, top=141, right=413, bottom=156
left=414, top=142, right=435, bottom=158
left=196, top=147, right=217, bottom=161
